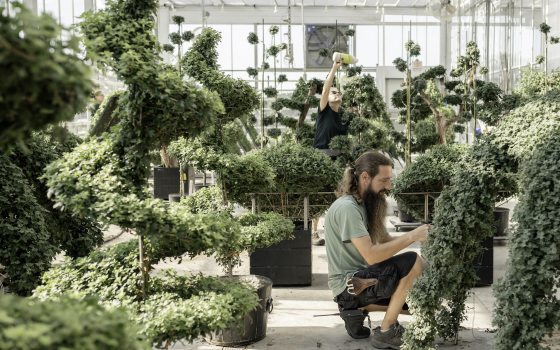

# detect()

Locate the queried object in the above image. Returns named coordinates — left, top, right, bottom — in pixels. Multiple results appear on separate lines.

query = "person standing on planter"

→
left=324, top=151, right=429, bottom=349
left=312, top=59, right=349, bottom=246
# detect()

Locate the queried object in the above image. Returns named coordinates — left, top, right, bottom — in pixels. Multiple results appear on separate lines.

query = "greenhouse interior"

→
left=1, top=0, right=559, bottom=349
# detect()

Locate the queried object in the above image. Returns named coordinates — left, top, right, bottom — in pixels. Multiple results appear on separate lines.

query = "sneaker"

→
left=371, top=321, right=405, bottom=349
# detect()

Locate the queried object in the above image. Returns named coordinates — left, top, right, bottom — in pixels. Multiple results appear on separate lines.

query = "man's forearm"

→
left=324, top=65, right=338, bottom=91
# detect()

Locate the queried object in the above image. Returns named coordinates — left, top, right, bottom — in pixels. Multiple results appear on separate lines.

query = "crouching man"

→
left=324, top=151, right=429, bottom=349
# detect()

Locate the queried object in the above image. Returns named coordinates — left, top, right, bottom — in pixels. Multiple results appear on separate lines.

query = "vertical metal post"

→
left=301, top=2, right=306, bottom=80
left=304, top=196, right=309, bottom=230
left=485, top=0, right=490, bottom=81
left=260, top=18, right=265, bottom=149
left=424, top=193, right=429, bottom=223
left=251, top=195, right=256, bottom=214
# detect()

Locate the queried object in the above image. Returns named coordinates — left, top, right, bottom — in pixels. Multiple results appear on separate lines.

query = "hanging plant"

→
left=269, top=25, right=279, bottom=35
left=277, top=74, right=288, bottom=83
left=261, top=61, right=270, bottom=70
left=344, top=29, right=355, bottom=37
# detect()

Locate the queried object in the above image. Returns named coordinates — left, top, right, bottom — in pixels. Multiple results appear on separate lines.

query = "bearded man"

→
left=324, top=151, right=429, bottom=349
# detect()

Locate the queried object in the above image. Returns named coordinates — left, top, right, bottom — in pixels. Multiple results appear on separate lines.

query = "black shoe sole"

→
left=371, top=338, right=401, bottom=349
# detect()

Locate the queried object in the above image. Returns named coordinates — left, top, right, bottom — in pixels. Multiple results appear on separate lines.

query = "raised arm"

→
left=319, top=60, right=343, bottom=112
left=351, top=224, right=430, bottom=265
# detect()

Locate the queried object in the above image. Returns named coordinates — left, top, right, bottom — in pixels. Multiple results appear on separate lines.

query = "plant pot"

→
left=249, top=220, right=312, bottom=286
left=153, top=166, right=183, bottom=200
left=208, top=275, right=273, bottom=347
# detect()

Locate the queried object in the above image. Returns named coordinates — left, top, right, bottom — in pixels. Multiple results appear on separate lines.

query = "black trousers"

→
left=335, top=251, right=418, bottom=311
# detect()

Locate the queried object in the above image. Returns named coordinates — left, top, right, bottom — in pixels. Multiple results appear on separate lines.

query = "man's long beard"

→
left=362, top=188, right=388, bottom=244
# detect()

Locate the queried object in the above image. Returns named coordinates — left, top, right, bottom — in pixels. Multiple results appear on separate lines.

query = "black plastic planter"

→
left=208, top=275, right=273, bottom=347
left=249, top=220, right=312, bottom=286
left=153, top=166, right=181, bottom=200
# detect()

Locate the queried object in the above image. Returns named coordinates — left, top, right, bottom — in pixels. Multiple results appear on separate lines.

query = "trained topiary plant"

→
left=391, top=144, right=469, bottom=221
left=493, top=132, right=560, bottom=350
left=33, top=241, right=260, bottom=348
left=0, top=294, right=148, bottom=350
left=247, top=143, right=341, bottom=219
left=403, top=88, right=560, bottom=350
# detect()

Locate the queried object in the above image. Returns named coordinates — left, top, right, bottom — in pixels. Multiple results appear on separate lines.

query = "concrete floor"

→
left=104, top=197, right=558, bottom=350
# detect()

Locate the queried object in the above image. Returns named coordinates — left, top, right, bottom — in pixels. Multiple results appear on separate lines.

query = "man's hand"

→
left=409, top=224, right=430, bottom=243
left=332, top=60, right=343, bottom=71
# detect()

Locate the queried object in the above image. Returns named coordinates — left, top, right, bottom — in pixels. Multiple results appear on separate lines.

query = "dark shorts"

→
left=335, top=251, right=418, bottom=311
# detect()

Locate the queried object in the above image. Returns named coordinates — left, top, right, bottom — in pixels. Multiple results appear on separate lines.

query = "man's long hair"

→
left=336, top=151, right=392, bottom=244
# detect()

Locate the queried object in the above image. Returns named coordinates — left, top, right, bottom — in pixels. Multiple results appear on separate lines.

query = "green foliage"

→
left=0, top=155, right=56, bottom=295
left=277, top=74, right=288, bottom=83
left=267, top=45, right=280, bottom=57
left=183, top=28, right=259, bottom=123
left=212, top=212, right=294, bottom=271
left=267, top=128, right=282, bottom=138
left=345, top=65, right=362, bottom=77
left=493, top=133, right=560, bottom=350
left=89, top=90, right=126, bottom=136
left=138, top=271, right=259, bottom=346
left=247, top=32, right=259, bottom=44
left=162, top=43, right=174, bottom=53
left=168, top=138, right=275, bottom=206
left=246, top=67, right=259, bottom=77
left=393, top=57, right=407, bottom=72
left=515, top=68, right=560, bottom=100
left=182, top=31, right=194, bottom=42
left=403, top=143, right=501, bottom=349
left=269, top=25, right=279, bottom=35
left=177, top=186, right=231, bottom=215
left=344, top=29, right=355, bottom=36
left=342, top=74, right=392, bottom=124
left=0, top=294, right=148, bottom=350
left=539, top=22, right=551, bottom=34
left=392, top=144, right=469, bottom=221
left=491, top=90, right=560, bottom=162
left=404, top=86, right=560, bottom=349
left=34, top=242, right=259, bottom=347
left=258, top=143, right=340, bottom=194
left=263, top=87, right=278, bottom=98
left=44, top=135, right=242, bottom=260
left=10, top=130, right=104, bottom=259
left=0, top=3, right=93, bottom=151
left=405, top=40, right=421, bottom=56
left=413, top=117, right=445, bottom=153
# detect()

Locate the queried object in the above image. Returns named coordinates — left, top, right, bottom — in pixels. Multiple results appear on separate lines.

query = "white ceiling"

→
left=169, top=0, right=432, bottom=7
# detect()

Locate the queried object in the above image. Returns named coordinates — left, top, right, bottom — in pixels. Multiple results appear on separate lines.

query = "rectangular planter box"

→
left=249, top=221, right=312, bottom=286
left=153, top=167, right=181, bottom=200
left=473, top=236, right=493, bottom=287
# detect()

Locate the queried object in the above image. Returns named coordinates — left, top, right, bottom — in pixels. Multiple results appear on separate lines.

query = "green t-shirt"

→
left=325, top=195, right=370, bottom=298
